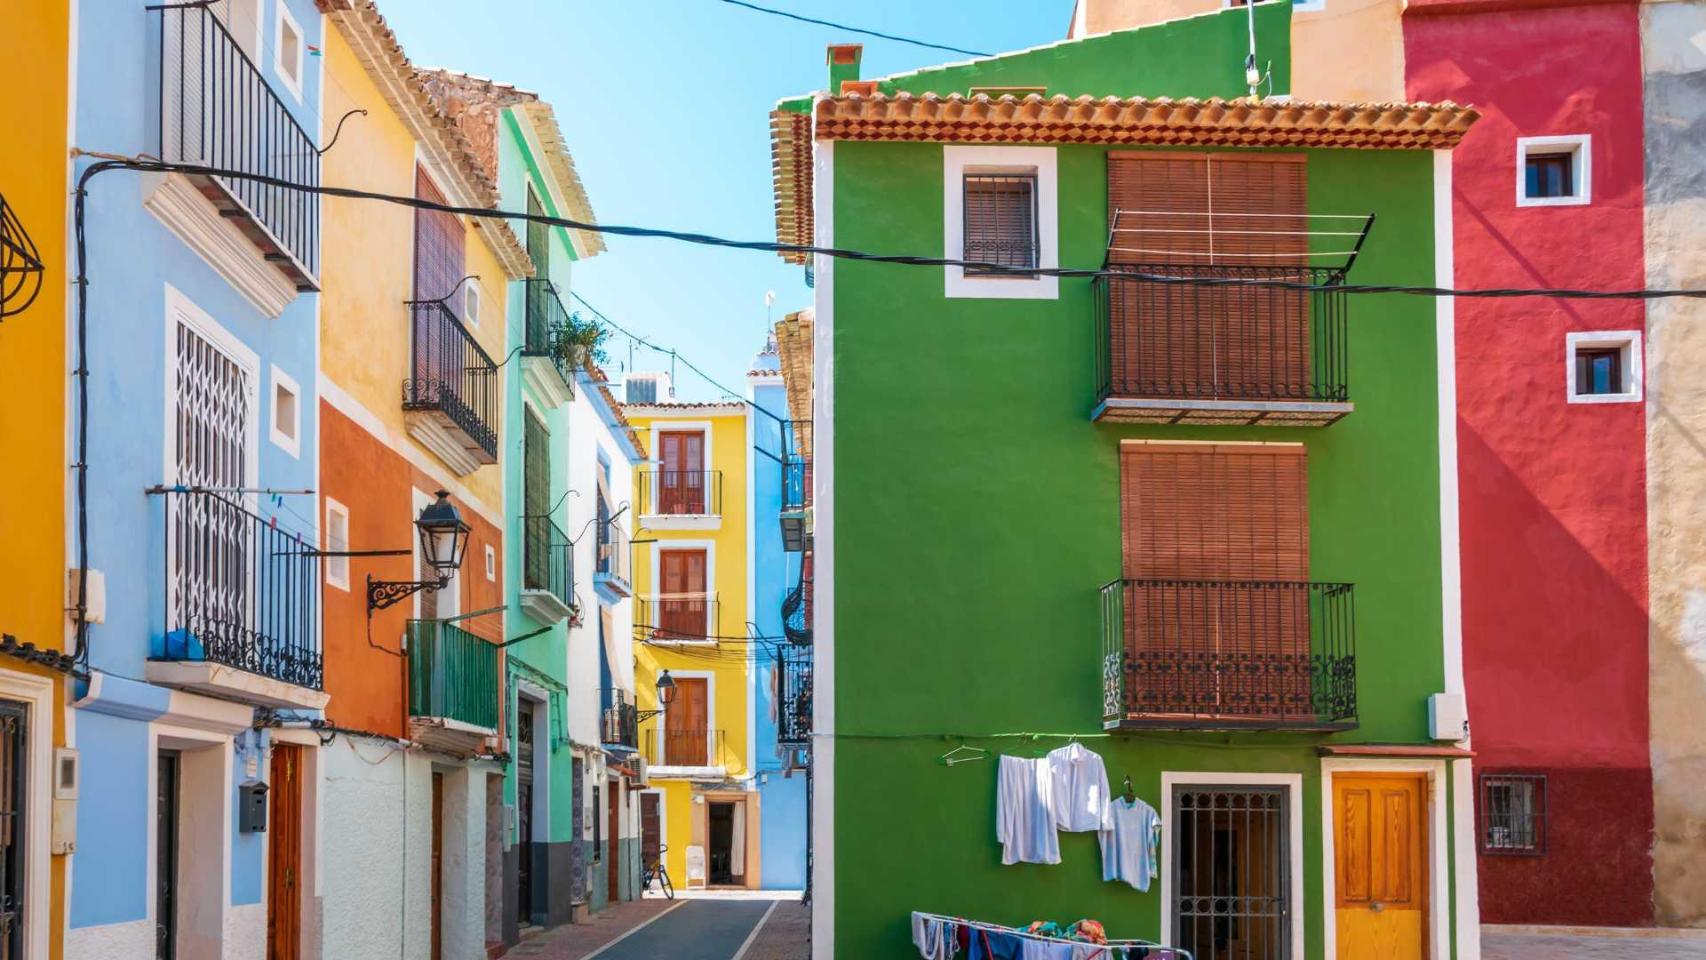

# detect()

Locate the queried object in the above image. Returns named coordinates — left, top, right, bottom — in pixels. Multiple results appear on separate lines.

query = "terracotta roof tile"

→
left=774, top=309, right=813, bottom=431
left=771, top=110, right=813, bottom=266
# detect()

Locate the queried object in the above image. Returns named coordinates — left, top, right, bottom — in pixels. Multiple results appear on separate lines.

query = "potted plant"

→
left=555, top=310, right=609, bottom=372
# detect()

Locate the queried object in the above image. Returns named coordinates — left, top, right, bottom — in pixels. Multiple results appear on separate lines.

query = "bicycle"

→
left=641, top=843, right=675, bottom=900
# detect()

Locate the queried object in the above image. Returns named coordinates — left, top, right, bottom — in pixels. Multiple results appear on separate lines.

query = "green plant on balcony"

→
left=555, top=310, right=609, bottom=371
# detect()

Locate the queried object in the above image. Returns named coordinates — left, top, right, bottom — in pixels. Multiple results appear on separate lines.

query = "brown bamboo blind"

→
left=1106, top=153, right=1306, bottom=265
left=413, top=165, right=466, bottom=308
left=1119, top=441, right=1309, bottom=580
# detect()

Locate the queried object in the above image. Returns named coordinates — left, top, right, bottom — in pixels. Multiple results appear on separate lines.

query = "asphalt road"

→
left=592, top=899, right=776, bottom=960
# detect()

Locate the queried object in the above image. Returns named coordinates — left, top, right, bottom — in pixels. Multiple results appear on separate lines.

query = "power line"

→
left=569, top=292, right=751, bottom=404
left=713, top=0, right=992, bottom=58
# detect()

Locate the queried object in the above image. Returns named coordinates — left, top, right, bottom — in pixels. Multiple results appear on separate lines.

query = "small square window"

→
left=963, top=174, right=1038, bottom=276
left=1517, top=136, right=1590, bottom=206
left=465, top=280, right=481, bottom=329
left=325, top=500, right=350, bottom=591
left=274, top=3, right=305, bottom=100
left=269, top=366, right=300, bottom=457
left=1566, top=331, right=1642, bottom=404
left=485, top=544, right=497, bottom=582
left=1480, top=773, right=1546, bottom=855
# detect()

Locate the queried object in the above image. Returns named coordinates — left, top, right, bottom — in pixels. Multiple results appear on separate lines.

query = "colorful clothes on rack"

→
left=1098, top=796, right=1162, bottom=892
left=913, top=911, right=960, bottom=959
left=997, top=754, right=1061, bottom=865
left=1048, top=742, right=1113, bottom=832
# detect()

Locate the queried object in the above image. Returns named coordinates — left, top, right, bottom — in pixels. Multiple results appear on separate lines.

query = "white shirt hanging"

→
left=1047, top=742, right=1112, bottom=832
left=1099, top=795, right=1162, bottom=892
left=997, top=755, right=1060, bottom=865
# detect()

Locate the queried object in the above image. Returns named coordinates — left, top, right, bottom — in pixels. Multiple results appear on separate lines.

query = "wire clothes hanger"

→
left=939, top=743, right=989, bottom=767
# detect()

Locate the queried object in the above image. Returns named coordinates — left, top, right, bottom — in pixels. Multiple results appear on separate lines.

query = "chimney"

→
left=826, top=44, right=863, bottom=95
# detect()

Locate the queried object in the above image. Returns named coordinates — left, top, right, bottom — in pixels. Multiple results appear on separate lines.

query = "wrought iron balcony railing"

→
left=777, top=649, right=812, bottom=748
left=407, top=618, right=500, bottom=731
left=642, top=727, right=727, bottom=769
left=600, top=690, right=639, bottom=750
left=153, top=487, right=323, bottom=690
left=781, top=420, right=812, bottom=513
left=594, top=510, right=630, bottom=592
left=637, top=468, right=723, bottom=517
left=522, top=279, right=576, bottom=401
left=521, top=514, right=575, bottom=616
left=1093, top=264, right=1351, bottom=426
left=152, top=1, right=319, bottom=287
left=782, top=576, right=812, bottom=645
left=1099, top=579, right=1356, bottom=730
left=402, top=300, right=500, bottom=466
left=635, top=593, right=720, bottom=644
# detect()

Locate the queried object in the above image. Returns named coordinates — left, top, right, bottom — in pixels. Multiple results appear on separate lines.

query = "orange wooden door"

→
left=1334, top=774, right=1427, bottom=960
left=665, top=678, right=708, bottom=765
left=658, top=431, right=705, bottom=514
left=659, top=549, right=708, bottom=639
left=266, top=744, right=301, bottom=960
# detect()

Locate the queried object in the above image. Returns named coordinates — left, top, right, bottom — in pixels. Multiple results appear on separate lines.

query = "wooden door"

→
left=607, top=781, right=622, bottom=901
left=266, top=744, right=302, bottom=960
left=659, top=549, right=708, bottom=640
left=640, top=792, right=661, bottom=869
left=1334, top=774, right=1426, bottom=960
left=157, top=752, right=181, bottom=960
left=657, top=431, right=705, bottom=515
left=430, top=772, right=444, bottom=960
left=665, top=678, right=708, bottom=765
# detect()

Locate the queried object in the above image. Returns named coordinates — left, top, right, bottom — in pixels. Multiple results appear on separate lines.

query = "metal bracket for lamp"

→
left=366, top=573, right=450, bottom=613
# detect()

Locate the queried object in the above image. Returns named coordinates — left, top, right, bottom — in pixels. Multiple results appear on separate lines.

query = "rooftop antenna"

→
left=1244, top=0, right=1261, bottom=98
left=765, top=290, right=777, bottom=327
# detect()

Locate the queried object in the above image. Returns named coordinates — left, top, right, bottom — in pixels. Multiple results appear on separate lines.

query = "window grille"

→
left=1480, top=773, right=1546, bottom=855
left=963, top=174, right=1038, bottom=274
left=1174, top=787, right=1290, bottom=960
left=0, top=702, right=26, bottom=960
left=171, top=319, right=254, bottom=639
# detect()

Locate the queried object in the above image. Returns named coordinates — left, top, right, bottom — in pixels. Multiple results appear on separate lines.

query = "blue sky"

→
left=382, top=0, right=1073, bottom=400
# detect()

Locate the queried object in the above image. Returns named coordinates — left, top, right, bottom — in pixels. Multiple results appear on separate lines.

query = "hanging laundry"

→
left=1098, top=795, right=1162, bottom=892
left=912, top=912, right=959, bottom=960
left=1047, top=742, right=1112, bottom=832
left=997, top=754, right=1060, bottom=865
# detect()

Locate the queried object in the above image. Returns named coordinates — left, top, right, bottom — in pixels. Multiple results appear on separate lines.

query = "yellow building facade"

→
left=0, top=2, right=73, bottom=956
left=626, top=399, right=760, bottom=890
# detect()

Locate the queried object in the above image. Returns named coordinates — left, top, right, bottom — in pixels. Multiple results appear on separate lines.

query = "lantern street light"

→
left=368, top=490, right=473, bottom=613
left=636, top=671, right=678, bottom=722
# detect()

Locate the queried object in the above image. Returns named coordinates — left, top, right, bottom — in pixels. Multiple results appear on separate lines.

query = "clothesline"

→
left=912, top=912, right=1192, bottom=960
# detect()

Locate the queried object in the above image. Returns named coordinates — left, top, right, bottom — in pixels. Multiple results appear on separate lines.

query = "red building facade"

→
left=1405, top=0, right=1653, bottom=925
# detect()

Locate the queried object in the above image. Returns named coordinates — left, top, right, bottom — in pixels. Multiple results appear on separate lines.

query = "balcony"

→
left=593, top=510, right=632, bottom=599
left=519, top=514, right=576, bottom=625
left=777, top=650, right=812, bottom=750
left=1099, top=579, right=1357, bottom=731
left=402, top=301, right=499, bottom=474
left=782, top=576, right=812, bottom=645
left=780, top=420, right=812, bottom=552
left=635, top=593, right=720, bottom=645
left=642, top=727, right=728, bottom=777
left=521, top=280, right=577, bottom=408
left=637, top=468, right=723, bottom=528
left=407, top=618, right=500, bottom=755
left=148, top=488, right=327, bottom=708
left=601, top=690, right=639, bottom=751
left=152, top=2, right=319, bottom=290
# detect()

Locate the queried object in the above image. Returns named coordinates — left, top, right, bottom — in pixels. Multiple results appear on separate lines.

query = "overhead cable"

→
left=713, top=0, right=991, bottom=58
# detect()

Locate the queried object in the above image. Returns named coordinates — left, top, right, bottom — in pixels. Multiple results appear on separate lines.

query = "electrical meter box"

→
left=238, top=779, right=269, bottom=833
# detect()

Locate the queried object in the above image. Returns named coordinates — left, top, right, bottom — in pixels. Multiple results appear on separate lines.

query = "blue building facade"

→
left=748, top=340, right=809, bottom=891
left=68, top=2, right=327, bottom=956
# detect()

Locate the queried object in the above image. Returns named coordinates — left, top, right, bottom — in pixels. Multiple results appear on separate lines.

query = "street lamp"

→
left=368, top=490, right=472, bottom=613
left=638, top=671, right=678, bottom=721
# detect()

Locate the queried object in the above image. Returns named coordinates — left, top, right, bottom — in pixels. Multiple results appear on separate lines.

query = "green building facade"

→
left=768, top=7, right=1484, bottom=959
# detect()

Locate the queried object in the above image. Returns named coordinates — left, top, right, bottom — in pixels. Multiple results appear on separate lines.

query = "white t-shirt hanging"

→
left=1099, top=795, right=1162, bottom=892
left=1047, top=742, right=1112, bottom=832
left=997, top=754, right=1060, bottom=865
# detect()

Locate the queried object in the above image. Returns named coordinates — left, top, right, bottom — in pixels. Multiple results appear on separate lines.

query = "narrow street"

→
left=508, top=896, right=809, bottom=960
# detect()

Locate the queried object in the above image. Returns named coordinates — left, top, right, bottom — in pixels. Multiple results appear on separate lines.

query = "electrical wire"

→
left=713, top=0, right=992, bottom=58
left=571, top=292, right=754, bottom=405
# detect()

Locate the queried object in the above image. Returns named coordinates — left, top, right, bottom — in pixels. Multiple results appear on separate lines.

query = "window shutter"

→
left=523, top=413, right=550, bottom=589
left=1119, top=441, right=1308, bottom=580
left=526, top=188, right=550, bottom=281
left=413, top=166, right=466, bottom=308
left=963, top=175, right=1037, bottom=271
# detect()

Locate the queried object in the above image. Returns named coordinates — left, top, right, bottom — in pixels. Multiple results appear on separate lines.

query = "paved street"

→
left=509, top=896, right=793, bottom=960
left=1484, top=933, right=1706, bottom=959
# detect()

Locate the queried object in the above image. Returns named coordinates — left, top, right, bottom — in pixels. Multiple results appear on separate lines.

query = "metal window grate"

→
left=1480, top=773, right=1546, bottom=855
left=1174, top=786, right=1290, bottom=960
left=963, top=174, right=1038, bottom=274
left=0, top=702, right=25, bottom=959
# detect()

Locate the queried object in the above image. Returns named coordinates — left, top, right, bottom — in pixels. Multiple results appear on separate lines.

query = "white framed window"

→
left=274, top=1, right=305, bottom=101
left=1565, top=330, right=1643, bottom=404
left=1517, top=135, right=1590, bottom=207
left=464, top=278, right=482, bottom=329
left=324, top=499, right=350, bottom=590
left=485, top=544, right=497, bottom=582
left=268, top=365, right=300, bottom=458
left=943, top=146, right=1058, bottom=300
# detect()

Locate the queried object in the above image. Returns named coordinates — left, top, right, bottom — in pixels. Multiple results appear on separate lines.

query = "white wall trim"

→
left=1451, top=757, right=1481, bottom=960
left=1564, top=330, right=1644, bottom=404
left=811, top=135, right=836, bottom=960
left=144, top=174, right=296, bottom=319
left=1515, top=134, right=1592, bottom=207
left=743, top=395, right=757, bottom=783
left=1433, top=150, right=1464, bottom=703
left=0, top=670, right=54, bottom=960
left=1319, top=759, right=1453, bottom=960
left=164, top=283, right=261, bottom=493
left=272, top=0, right=305, bottom=102
left=1159, top=772, right=1304, bottom=958
left=323, top=497, right=351, bottom=592
left=943, top=146, right=1059, bottom=300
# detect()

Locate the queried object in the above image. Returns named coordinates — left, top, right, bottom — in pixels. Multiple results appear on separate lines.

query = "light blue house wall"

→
left=749, top=352, right=809, bottom=890
left=68, top=0, right=323, bottom=947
